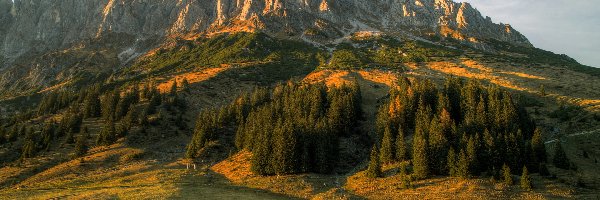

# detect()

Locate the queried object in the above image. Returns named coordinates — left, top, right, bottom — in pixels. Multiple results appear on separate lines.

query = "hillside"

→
left=0, top=1, right=599, bottom=199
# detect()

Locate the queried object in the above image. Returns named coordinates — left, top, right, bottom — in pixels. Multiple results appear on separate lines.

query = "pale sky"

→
left=458, top=0, right=600, bottom=68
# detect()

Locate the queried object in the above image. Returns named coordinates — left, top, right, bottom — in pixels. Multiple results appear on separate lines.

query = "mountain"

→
left=0, top=1, right=599, bottom=199
left=0, top=0, right=530, bottom=63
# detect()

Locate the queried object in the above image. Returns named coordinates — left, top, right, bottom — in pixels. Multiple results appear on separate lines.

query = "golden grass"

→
left=211, top=150, right=339, bottom=199
left=345, top=163, right=577, bottom=200
left=156, top=67, right=229, bottom=93
left=426, top=61, right=530, bottom=92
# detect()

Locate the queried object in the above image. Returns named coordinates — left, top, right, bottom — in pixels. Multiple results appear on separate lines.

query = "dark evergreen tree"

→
left=395, top=126, right=408, bottom=161
left=502, top=163, right=513, bottom=185
left=181, top=78, right=191, bottom=94
left=83, top=89, right=101, bottom=118
left=457, top=149, right=470, bottom=178
left=366, top=145, right=382, bottom=178
left=96, top=121, right=117, bottom=146
left=412, top=125, right=429, bottom=179
left=41, top=123, right=55, bottom=150
left=520, top=166, right=532, bottom=191
left=74, top=134, right=88, bottom=157
left=273, top=120, right=299, bottom=175
left=21, top=139, right=37, bottom=159
left=447, top=147, right=457, bottom=176
left=428, top=116, right=448, bottom=175
left=380, top=126, right=395, bottom=164
left=531, top=128, right=547, bottom=164
left=552, top=141, right=570, bottom=169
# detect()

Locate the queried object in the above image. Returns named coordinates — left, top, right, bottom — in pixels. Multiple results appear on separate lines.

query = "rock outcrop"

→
left=1, top=0, right=531, bottom=64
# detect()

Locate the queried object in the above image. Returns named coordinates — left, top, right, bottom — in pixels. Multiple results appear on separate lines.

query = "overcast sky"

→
left=457, top=0, right=600, bottom=68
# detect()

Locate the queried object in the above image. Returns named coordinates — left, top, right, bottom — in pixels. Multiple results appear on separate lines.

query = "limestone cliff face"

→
left=1, top=0, right=531, bottom=63
left=0, top=0, right=13, bottom=63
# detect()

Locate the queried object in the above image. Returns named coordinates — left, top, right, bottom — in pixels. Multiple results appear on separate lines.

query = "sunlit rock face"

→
left=0, top=0, right=530, bottom=62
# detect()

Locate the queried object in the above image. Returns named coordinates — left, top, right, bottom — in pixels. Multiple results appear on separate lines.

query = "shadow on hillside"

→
left=169, top=170, right=298, bottom=200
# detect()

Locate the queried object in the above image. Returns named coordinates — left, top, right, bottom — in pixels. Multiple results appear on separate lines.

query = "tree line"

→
left=186, top=81, right=362, bottom=175
left=0, top=79, right=190, bottom=161
left=368, top=77, right=551, bottom=180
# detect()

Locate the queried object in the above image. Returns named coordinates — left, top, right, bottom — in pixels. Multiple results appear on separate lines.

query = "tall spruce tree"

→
left=552, top=141, right=570, bottom=169
left=520, top=166, right=532, bottom=191
left=447, top=147, right=457, bottom=176
left=366, top=145, right=382, bottom=178
left=531, top=128, right=547, bottom=163
left=457, top=149, right=470, bottom=178
left=74, top=134, right=88, bottom=157
left=502, top=163, right=513, bottom=185
left=412, top=125, right=429, bottom=179
left=380, top=126, right=395, bottom=164
left=396, top=126, right=408, bottom=161
left=96, top=121, right=117, bottom=146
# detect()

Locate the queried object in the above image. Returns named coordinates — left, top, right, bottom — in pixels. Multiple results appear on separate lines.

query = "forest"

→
left=185, top=81, right=362, bottom=175
left=0, top=75, right=570, bottom=183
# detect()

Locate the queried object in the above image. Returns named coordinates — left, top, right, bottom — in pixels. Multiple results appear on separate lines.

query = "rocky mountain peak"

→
left=0, top=0, right=531, bottom=64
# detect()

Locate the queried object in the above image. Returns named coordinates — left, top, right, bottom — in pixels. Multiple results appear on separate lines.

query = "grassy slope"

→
left=1, top=34, right=599, bottom=199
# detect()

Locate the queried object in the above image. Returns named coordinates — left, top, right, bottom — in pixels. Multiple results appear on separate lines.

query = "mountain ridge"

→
left=0, top=0, right=530, bottom=65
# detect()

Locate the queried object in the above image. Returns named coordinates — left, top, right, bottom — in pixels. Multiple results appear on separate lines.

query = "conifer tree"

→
left=146, top=94, right=161, bottom=115
left=466, top=135, right=479, bottom=175
left=531, top=128, right=547, bottom=163
left=396, top=126, right=408, bottom=161
left=447, top=147, right=457, bottom=176
left=273, top=120, right=299, bottom=175
left=169, top=81, right=178, bottom=97
left=412, top=126, right=429, bottom=179
left=96, top=121, right=117, bottom=146
left=552, top=141, right=570, bottom=169
left=83, top=90, right=102, bottom=118
left=428, top=116, right=448, bottom=175
left=502, top=163, right=513, bottom=185
left=181, top=78, right=191, bottom=94
left=74, top=134, right=88, bottom=157
left=457, top=149, right=470, bottom=178
left=520, top=166, right=532, bottom=191
left=41, top=123, right=55, bottom=150
left=380, top=126, right=395, bottom=164
left=21, top=139, right=37, bottom=159
left=366, top=146, right=382, bottom=178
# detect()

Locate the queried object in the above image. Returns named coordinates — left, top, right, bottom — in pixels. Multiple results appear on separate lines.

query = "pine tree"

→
left=531, top=128, right=547, bottom=163
left=412, top=125, right=429, bottom=179
left=74, top=134, right=88, bottom=157
left=169, top=81, right=178, bottom=97
left=502, top=163, right=513, bottom=185
left=447, top=147, right=457, bottom=176
left=40, top=123, right=55, bottom=150
left=83, top=90, right=101, bottom=118
left=466, top=135, right=479, bottom=175
left=96, top=121, right=117, bottom=146
left=380, top=126, right=395, bottom=164
left=520, top=166, right=532, bottom=191
left=428, top=116, right=448, bottom=175
left=181, top=78, right=191, bottom=94
left=146, top=94, right=161, bottom=115
left=552, top=141, right=570, bottom=169
left=457, top=149, right=470, bottom=178
left=396, top=126, right=408, bottom=161
left=366, top=146, right=382, bottom=178
left=273, top=120, right=299, bottom=175
left=21, top=139, right=37, bottom=159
